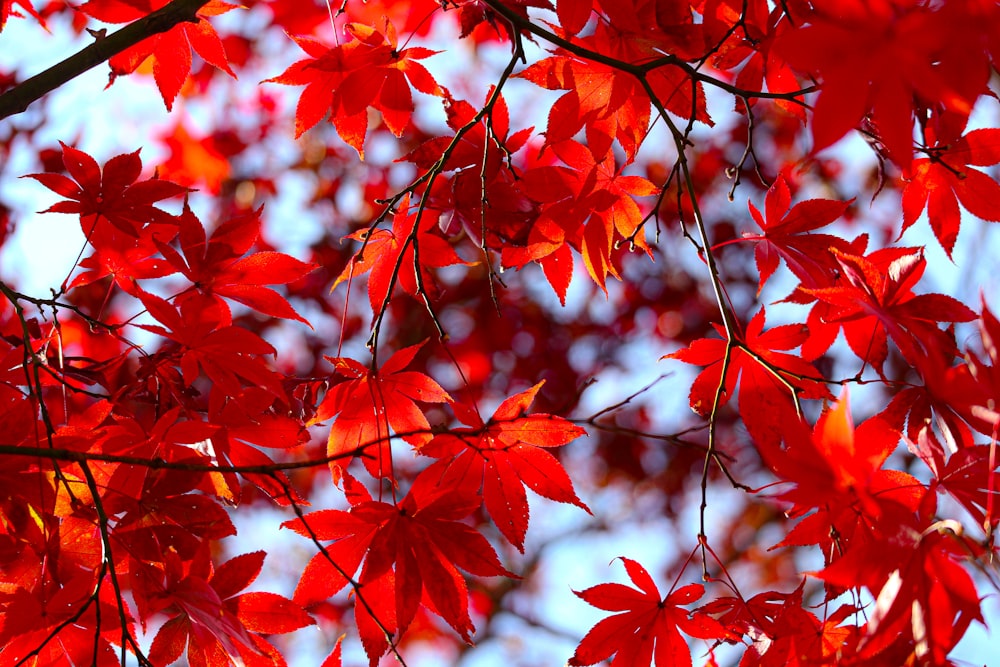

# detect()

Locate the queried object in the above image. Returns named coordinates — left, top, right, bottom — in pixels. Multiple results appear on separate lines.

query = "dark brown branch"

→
left=0, top=0, right=211, bottom=120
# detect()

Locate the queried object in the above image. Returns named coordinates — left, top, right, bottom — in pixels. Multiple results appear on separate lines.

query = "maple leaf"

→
left=775, top=1, right=988, bottom=167
left=283, top=469, right=512, bottom=666
left=79, top=0, right=239, bottom=110
left=156, top=200, right=316, bottom=326
left=877, top=347, right=979, bottom=462
left=933, top=444, right=1000, bottom=532
left=420, top=381, right=589, bottom=551
left=312, top=340, right=452, bottom=481
left=265, top=17, right=442, bottom=155
left=710, top=2, right=806, bottom=121
left=0, top=0, right=43, bottom=31
left=516, top=9, right=712, bottom=163
left=802, top=247, right=976, bottom=371
left=944, top=299, right=1000, bottom=437
left=136, top=290, right=286, bottom=397
left=760, top=390, right=923, bottom=535
left=509, top=140, right=658, bottom=294
left=557, top=0, right=594, bottom=35
left=859, top=520, right=984, bottom=665
left=201, top=387, right=310, bottom=506
left=333, top=195, right=469, bottom=313
left=902, top=128, right=1000, bottom=257
left=516, top=53, right=627, bottom=154
left=0, top=575, right=129, bottom=667
left=27, top=143, right=187, bottom=238
left=739, top=172, right=853, bottom=293
left=699, top=585, right=861, bottom=666
left=147, top=550, right=314, bottom=667
left=157, top=121, right=232, bottom=194
left=400, top=90, right=537, bottom=259
left=569, top=558, right=726, bottom=667
left=666, top=308, right=831, bottom=449
left=453, top=0, right=554, bottom=40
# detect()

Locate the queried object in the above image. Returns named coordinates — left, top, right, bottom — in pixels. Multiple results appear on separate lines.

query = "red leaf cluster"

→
left=3, top=1, right=1000, bottom=666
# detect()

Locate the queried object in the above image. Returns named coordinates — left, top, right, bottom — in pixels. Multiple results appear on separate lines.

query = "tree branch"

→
left=0, top=0, right=211, bottom=121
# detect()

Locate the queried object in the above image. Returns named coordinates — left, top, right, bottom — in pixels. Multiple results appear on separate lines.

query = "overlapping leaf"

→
left=776, top=1, right=988, bottom=167
left=27, top=143, right=186, bottom=239
left=332, top=195, right=468, bottom=313
left=147, top=550, right=313, bottom=667
left=420, top=381, right=588, bottom=551
left=156, top=201, right=316, bottom=325
left=667, top=308, right=830, bottom=448
left=509, top=140, right=658, bottom=294
left=283, top=470, right=511, bottom=666
left=802, top=247, right=976, bottom=371
left=740, top=172, right=853, bottom=293
left=266, top=16, right=442, bottom=155
left=312, top=341, right=451, bottom=481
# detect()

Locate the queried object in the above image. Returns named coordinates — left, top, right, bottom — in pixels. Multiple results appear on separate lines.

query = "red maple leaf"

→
left=312, top=340, right=452, bottom=481
left=136, top=290, right=286, bottom=398
left=156, top=201, right=316, bottom=326
left=79, top=0, right=239, bottom=111
left=877, top=347, right=979, bottom=463
left=0, top=573, right=128, bottom=666
left=666, top=308, right=831, bottom=448
left=283, top=469, right=512, bottom=666
left=902, top=128, right=1000, bottom=257
left=760, top=391, right=924, bottom=533
left=401, top=90, right=537, bottom=259
left=517, top=22, right=709, bottom=163
left=738, top=172, right=854, bottom=293
left=0, top=0, right=43, bottom=31
left=420, top=381, right=589, bottom=551
left=848, top=519, right=985, bottom=665
left=511, top=140, right=658, bottom=293
left=146, top=550, right=314, bottom=667
left=333, top=195, right=468, bottom=314
left=79, top=0, right=238, bottom=110
left=775, top=1, right=988, bottom=167
left=27, top=143, right=186, bottom=238
left=802, top=247, right=976, bottom=371
left=265, top=17, right=442, bottom=155
left=710, top=1, right=806, bottom=121
left=556, top=0, right=594, bottom=35
left=932, top=442, right=1000, bottom=532
left=569, top=558, right=726, bottom=667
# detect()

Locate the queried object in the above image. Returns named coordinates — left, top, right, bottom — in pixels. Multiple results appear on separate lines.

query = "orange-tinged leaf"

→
left=88, top=0, right=239, bottom=109
left=316, top=341, right=451, bottom=481
left=332, top=195, right=468, bottom=312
